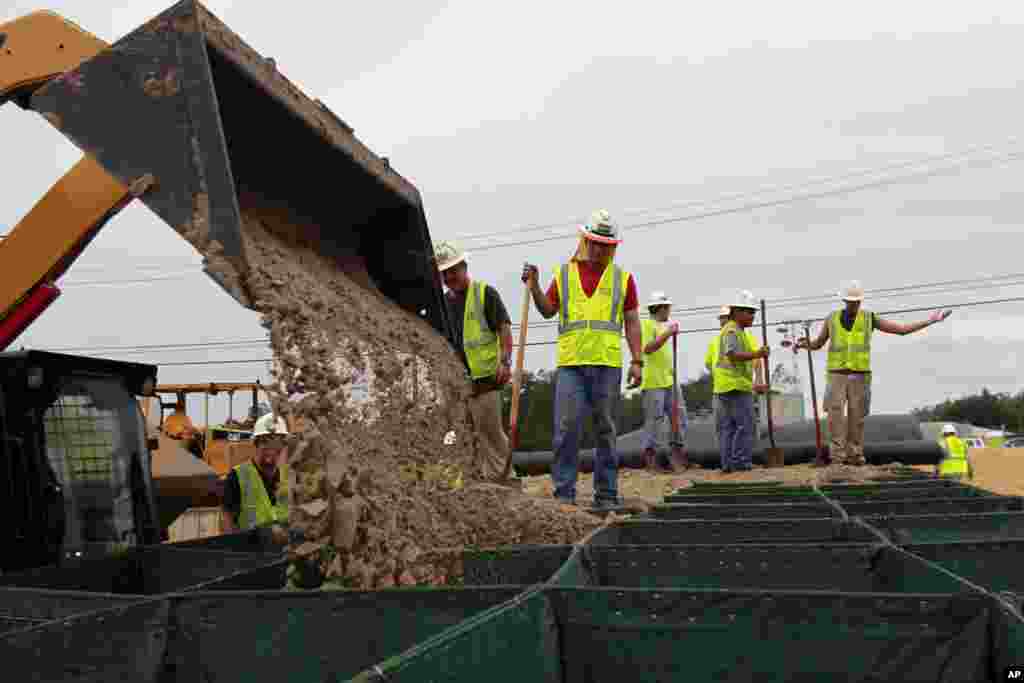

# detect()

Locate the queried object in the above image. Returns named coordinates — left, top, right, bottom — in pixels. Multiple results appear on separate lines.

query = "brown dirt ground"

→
left=522, top=451, right=1024, bottom=508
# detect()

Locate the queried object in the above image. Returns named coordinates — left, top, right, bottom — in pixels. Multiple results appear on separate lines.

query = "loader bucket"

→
left=24, top=0, right=453, bottom=340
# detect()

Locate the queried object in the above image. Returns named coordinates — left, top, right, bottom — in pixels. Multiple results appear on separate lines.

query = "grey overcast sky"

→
left=2, top=0, right=1023, bottom=424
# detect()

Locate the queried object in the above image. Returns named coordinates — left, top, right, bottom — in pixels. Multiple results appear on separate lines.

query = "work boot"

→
left=642, top=447, right=657, bottom=471
left=670, top=445, right=689, bottom=471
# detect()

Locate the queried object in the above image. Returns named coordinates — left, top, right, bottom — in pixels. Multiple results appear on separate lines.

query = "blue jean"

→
left=716, top=391, right=755, bottom=471
left=642, top=386, right=687, bottom=451
left=552, top=365, right=621, bottom=504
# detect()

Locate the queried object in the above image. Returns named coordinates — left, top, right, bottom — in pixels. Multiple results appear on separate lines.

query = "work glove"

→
left=521, top=263, right=539, bottom=286
left=929, top=310, right=952, bottom=324
left=666, top=322, right=679, bottom=335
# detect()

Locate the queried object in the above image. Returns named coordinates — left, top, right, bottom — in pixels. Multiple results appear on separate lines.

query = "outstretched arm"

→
left=797, top=321, right=830, bottom=351
left=875, top=310, right=951, bottom=335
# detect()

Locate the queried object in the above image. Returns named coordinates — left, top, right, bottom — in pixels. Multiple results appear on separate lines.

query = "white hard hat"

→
left=578, top=208, right=622, bottom=245
left=253, top=412, right=289, bottom=439
left=942, top=424, right=957, bottom=435
left=731, top=290, right=757, bottom=310
left=647, top=291, right=672, bottom=308
left=718, top=305, right=731, bottom=318
left=840, top=280, right=865, bottom=302
left=434, top=240, right=468, bottom=272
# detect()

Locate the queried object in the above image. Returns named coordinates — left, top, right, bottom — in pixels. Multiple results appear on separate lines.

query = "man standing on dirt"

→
left=221, top=412, right=290, bottom=533
left=936, top=424, right=973, bottom=480
left=640, top=291, right=687, bottom=472
left=796, top=281, right=951, bottom=466
left=522, top=209, right=643, bottom=510
left=434, top=241, right=515, bottom=482
left=714, top=292, right=770, bottom=472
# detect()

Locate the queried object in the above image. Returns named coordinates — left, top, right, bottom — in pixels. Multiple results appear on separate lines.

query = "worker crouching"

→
left=714, top=292, right=770, bottom=472
left=522, top=209, right=643, bottom=510
left=221, top=412, right=290, bottom=532
left=640, top=291, right=688, bottom=472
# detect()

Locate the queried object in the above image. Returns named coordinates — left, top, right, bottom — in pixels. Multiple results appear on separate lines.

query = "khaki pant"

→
left=824, top=372, right=871, bottom=465
left=468, top=388, right=509, bottom=480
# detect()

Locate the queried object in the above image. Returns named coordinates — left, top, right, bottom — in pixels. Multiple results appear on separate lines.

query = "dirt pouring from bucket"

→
left=199, top=214, right=600, bottom=589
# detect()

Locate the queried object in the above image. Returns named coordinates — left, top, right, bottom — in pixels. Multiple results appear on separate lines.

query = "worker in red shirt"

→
left=522, top=209, right=643, bottom=510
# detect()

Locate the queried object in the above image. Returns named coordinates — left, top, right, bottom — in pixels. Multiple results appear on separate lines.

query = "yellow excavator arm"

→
left=0, top=12, right=139, bottom=349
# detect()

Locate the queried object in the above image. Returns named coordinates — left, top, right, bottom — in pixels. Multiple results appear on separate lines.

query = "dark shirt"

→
left=222, top=464, right=279, bottom=524
left=446, top=283, right=510, bottom=391
left=838, top=309, right=878, bottom=332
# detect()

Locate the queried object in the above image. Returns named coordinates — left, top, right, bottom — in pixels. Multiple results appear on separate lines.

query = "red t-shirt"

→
left=545, top=261, right=638, bottom=312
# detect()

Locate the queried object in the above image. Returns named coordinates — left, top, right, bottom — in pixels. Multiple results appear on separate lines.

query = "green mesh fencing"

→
left=0, top=547, right=285, bottom=594
left=822, top=485, right=995, bottom=501
left=165, top=525, right=286, bottom=553
left=838, top=496, right=1024, bottom=518
left=589, top=518, right=878, bottom=546
left=859, top=512, right=1024, bottom=544
left=462, top=545, right=574, bottom=585
left=663, top=489, right=826, bottom=504
left=904, top=541, right=1024, bottom=603
left=0, top=588, right=146, bottom=635
left=550, top=544, right=972, bottom=594
left=0, top=598, right=170, bottom=682
left=163, top=587, right=527, bottom=683
left=651, top=501, right=839, bottom=520
left=350, top=587, right=561, bottom=683
left=546, top=587, right=1006, bottom=682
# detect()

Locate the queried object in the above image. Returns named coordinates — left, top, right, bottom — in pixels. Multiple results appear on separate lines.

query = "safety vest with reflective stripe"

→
left=707, top=331, right=759, bottom=390
left=554, top=262, right=629, bottom=367
left=827, top=310, right=873, bottom=373
left=462, top=280, right=499, bottom=380
left=641, top=318, right=673, bottom=390
left=235, top=461, right=289, bottom=530
left=938, top=436, right=969, bottom=477
left=714, top=321, right=754, bottom=394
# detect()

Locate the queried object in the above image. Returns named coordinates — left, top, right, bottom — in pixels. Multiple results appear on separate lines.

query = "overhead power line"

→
left=452, top=137, right=1020, bottom=244
left=471, top=150, right=1024, bottom=252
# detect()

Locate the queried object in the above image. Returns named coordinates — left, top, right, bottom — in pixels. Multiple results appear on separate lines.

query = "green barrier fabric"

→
left=861, top=512, right=1024, bottom=544
left=552, top=544, right=971, bottom=594
left=0, top=588, right=145, bottom=635
left=547, top=588, right=1000, bottom=682
left=0, top=598, right=169, bottom=682
left=839, top=496, right=1024, bottom=518
left=165, top=587, right=526, bottom=683
left=0, top=548, right=285, bottom=595
left=651, top=502, right=839, bottom=520
left=663, top=490, right=826, bottom=504
left=823, top=485, right=994, bottom=501
left=905, top=541, right=1024, bottom=599
left=590, top=519, right=876, bottom=546
left=463, top=545, right=574, bottom=586
left=352, top=587, right=561, bottom=683
left=165, top=526, right=287, bottom=553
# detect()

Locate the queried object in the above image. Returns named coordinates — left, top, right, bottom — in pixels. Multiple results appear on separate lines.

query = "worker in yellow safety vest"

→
left=936, top=423, right=973, bottom=480
left=640, top=291, right=687, bottom=472
left=221, top=412, right=290, bottom=532
left=714, top=291, right=770, bottom=472
left=797, top=281, right=951, bottom=466
left=522, top=209, right=643, bottom=510
left=434, top=240, right=514, bottom=483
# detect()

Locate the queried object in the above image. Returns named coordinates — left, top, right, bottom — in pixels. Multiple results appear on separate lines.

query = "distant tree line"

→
left=498, top=369, right=715, bottom=452
left=913, top=388, right=1024, bottom=433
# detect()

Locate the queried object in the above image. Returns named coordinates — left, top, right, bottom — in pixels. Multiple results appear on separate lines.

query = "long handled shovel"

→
left=501, top=282, right=531, bottom=481
left=803, top=321, right=828, bottom=467
left=760, top=300, right=784, bottom=467
left=669, top=329, right=689, bottom=470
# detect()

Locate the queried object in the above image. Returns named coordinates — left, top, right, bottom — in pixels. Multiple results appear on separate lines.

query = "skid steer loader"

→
left=0, top=0, right=454, bottom=351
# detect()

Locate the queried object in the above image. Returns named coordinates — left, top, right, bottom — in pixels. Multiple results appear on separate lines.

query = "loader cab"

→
left=0, top=351, right=159, bottom=573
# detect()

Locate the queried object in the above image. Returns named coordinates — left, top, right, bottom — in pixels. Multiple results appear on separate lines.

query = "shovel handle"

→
left=502, top=283, right=531, bottom=478
left=760, top=299, right=776, bottom=448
